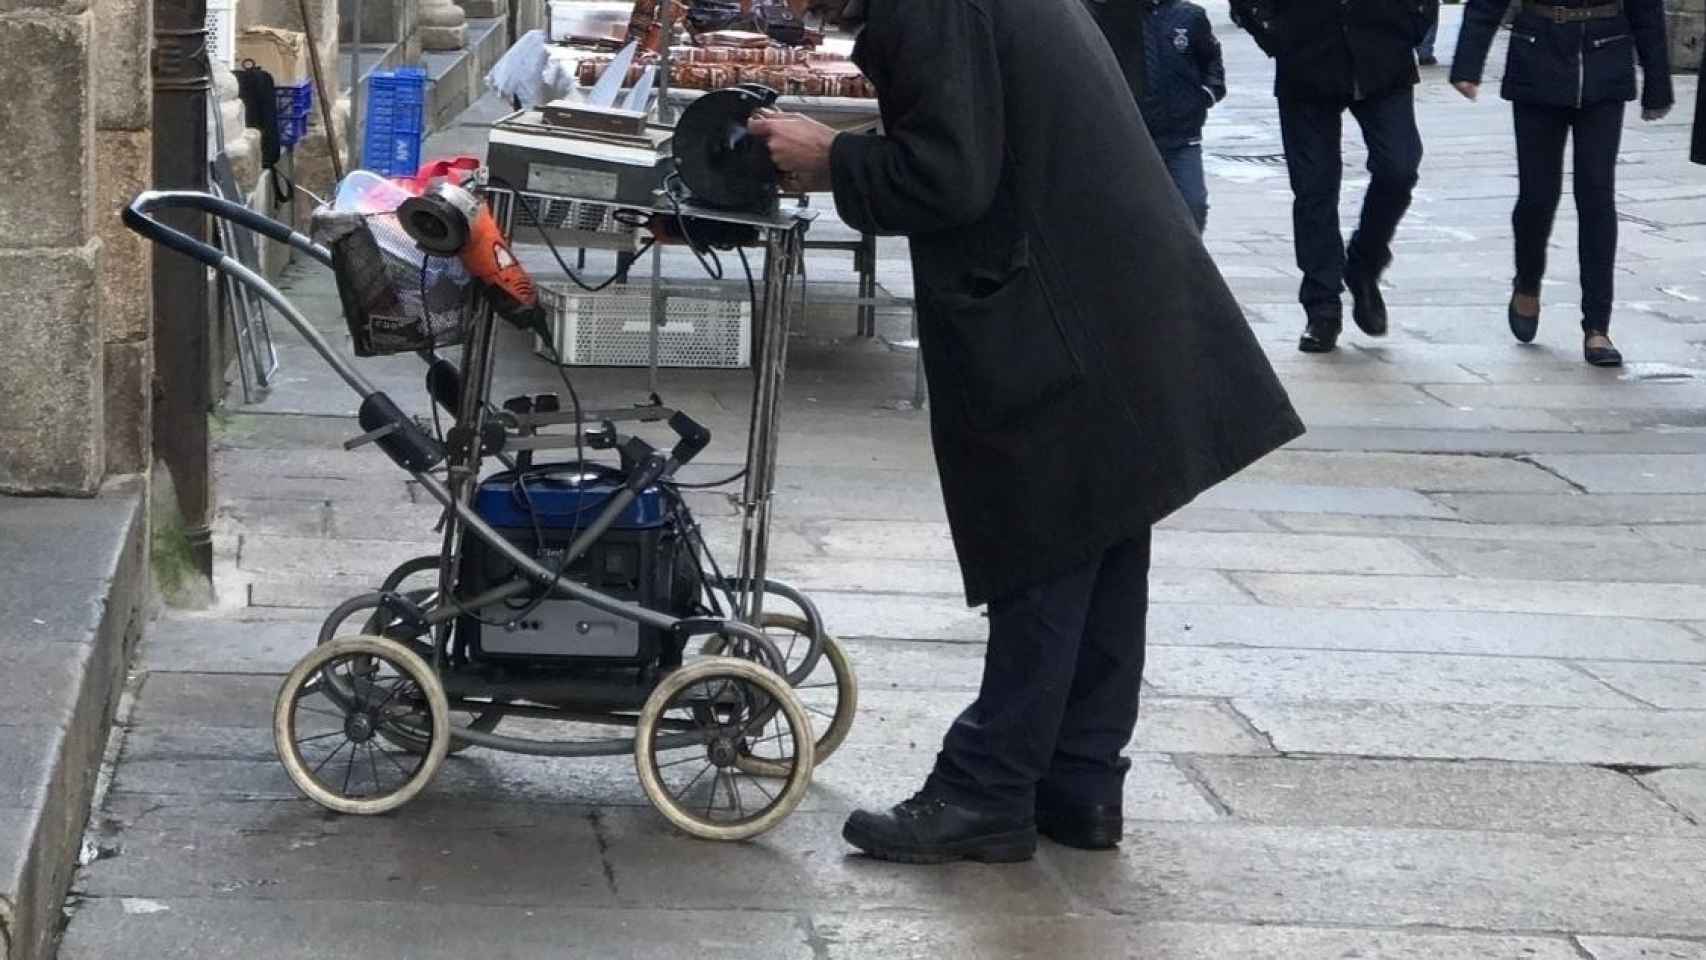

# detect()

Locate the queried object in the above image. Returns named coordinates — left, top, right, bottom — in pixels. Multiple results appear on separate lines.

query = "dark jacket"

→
left=1451, top=0, right=1674, bottom=111
left=1230, top=0, right=1437, bottom=104
left=1089, top=0, right=1227, bottom=149
left=1695, top=46, right=1705, bottom=164
left=828, top=0, right=1304, bottom=605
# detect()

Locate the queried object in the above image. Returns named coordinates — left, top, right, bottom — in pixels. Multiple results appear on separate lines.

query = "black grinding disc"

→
left=672, top=85, right=781, bottom=211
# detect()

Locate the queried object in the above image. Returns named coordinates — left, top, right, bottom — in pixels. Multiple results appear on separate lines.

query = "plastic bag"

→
left=486, top=29, right=549, bottom=108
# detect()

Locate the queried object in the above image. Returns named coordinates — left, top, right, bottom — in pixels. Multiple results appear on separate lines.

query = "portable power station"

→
left=457, top=463, right=701, bottom=667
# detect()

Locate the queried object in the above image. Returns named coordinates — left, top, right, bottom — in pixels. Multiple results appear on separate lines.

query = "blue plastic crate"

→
left=275, top=81, right=313, bottom=149
left=361, top=67, right=429, bottom=176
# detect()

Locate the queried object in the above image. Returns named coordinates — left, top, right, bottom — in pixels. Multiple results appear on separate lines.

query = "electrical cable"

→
left=487, top=174, right=654, bottom=293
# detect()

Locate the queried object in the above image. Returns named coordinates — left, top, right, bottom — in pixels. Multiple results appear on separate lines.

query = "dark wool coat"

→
left=1693, top=47, right=1705, bottom=165
left=1230, top=0, right=1435, bottom=104
left=827, top=0, right=1305, bottom=605
left=1451, top=0, right=1674, bottom=111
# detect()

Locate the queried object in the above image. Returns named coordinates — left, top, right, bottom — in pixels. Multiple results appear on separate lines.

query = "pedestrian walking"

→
left=752, top=0, right=1303, bottom=865
left=1230, top=0, right=1439, bottom=354
left=1451, top=0, right=1674, bottom=367
left=1087, top=0, right=1228, bottom=232
left=1417, top=0, right=1441, bottom=65
left=1693, top=47, right=1705, bottom=166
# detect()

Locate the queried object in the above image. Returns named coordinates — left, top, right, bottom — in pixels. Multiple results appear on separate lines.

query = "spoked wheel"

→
left=320, top=586, right=503, bottom=756
left=635, top=658, right=814, bottom=841
left=735, top=614, right=856, bottom=777
left=274, top=635, right=450, bottom=815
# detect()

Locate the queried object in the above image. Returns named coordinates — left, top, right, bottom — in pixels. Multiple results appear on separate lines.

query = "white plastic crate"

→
left=205, top=0, right=236, bottom=67
left=539, top=284, right=751, bottom=368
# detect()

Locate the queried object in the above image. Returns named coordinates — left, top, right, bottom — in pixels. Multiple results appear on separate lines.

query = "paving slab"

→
left=809, top=590, right=988, bottom=641
left=58, top=898, right=811, bottom=960
left=817, top=917, right=1586, bottom=960
left=1530, top=455, right=1706, bottom=494
left=1233, top=700, right=1706, bottom=766
left=1579, top=662, right=1706, bottom=710
left=770, top=558, right=1251, bottom=605
left=1268, top=511, right=1651, bottom=544
left=1234, top=572, right=1706, bottom=620
left=1152, top=530, right=1443, bottom=575
left=1239, top=450, right=1576, bottom=492
left=1148, top=603, right=1706, bottom=661
left=1046, top=823, right=1706, bottom=935
left=1437, top=493, right=1706, bottom=526
left=138, top=614, right=326, bottom=675
left=1192, top=482, right=1456, bottom=517
left=1427, top=383, right=1706, bottom=411
left=1640, top=769, right=1706, bottom=823
left=1579, top=939, right=1706, bottom=960
left=1187, top=756, right=1697, bottom=835
left=1419, top=537, right=1706, bottom=585
left=1147, top=647, right=1641, bottom=708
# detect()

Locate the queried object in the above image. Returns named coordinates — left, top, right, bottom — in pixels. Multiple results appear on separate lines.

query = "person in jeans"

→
left=1088, top=0, right=1228, bottom=232
left=1451, top=0, right=1673, bottom=367
left=1231, top=0, right=1438, bottom=354
left=1416, top=1, right=1441, bottom=66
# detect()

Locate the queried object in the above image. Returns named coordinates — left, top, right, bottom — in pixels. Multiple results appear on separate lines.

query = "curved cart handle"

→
left=123, top=190, right=333, bottom=269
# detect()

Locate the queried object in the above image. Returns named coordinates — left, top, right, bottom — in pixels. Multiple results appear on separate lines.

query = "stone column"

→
left=455, top=0, right=505, bottom=22
left=0, top=6, right=104, bottom=497
left=420, top=0, right=466, bottom=49
left=1667, top=0, right=1704, bottom=74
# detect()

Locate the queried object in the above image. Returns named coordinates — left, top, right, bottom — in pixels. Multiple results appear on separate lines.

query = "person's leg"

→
left=1571, top=100, right=1624, bottom=335
left=1417, top=7, right=1439, bottom=61
left=1163, top=144, right=1209, bottom=233
left=1278, top=99, right=1346, bottom=326
left=1347, top=88, right=1423, bottom=277
left=1510, top=102, right=1569, bottom=308
left=1037, top=530, right=1152, bottom=817
left=923, top=554, right=1105, bottom=818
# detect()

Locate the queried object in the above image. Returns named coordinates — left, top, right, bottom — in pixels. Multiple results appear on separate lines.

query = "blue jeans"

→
left=1161, top=143, right=1208, bottom=233
left=1417, top=6, right=1439, bottom=57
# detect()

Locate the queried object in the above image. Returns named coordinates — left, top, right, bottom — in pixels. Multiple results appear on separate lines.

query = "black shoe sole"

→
left=1037, top=817, right=1122, bottom=851
left=841, top=821, right=1038, bottom=864
left=1298, top=335, right=1338, bottom=354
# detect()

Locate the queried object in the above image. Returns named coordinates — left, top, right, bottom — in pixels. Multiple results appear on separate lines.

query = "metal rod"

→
left=656, top=0, right=674, bottom=124
left=299, top=0, right=345, bottom=182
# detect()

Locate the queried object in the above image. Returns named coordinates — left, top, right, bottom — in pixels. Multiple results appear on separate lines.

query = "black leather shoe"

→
left=1584, top=330, right=1623, bottom=367
left=843, top=793, right=1038, bottom=864
left=1036, top=795, right=1123, bottom=851
left=1298, top=316, right=1341, bottom=353
left=1343, top=254, right=1389, bottom=337
left=1508, top=292, right=1539, bottom=344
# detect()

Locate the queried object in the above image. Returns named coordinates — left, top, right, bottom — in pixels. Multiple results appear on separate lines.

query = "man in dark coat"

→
left=1230, top=0, right=1437, bottom=353
left=1695, top=48, right=1705, bottom=166
left=752, top=0, right=1304, bottom=864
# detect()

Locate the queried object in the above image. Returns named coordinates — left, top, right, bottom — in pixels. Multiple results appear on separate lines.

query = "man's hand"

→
left=1452, top=80, right=1479, bottom=101
left=748, top=110, right=838, bottom=193
left=1642, top=105, right=1671, bottom=122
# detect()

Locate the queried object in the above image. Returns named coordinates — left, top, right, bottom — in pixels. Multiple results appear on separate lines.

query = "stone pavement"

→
left=57, top=5, right=1706, bottom=958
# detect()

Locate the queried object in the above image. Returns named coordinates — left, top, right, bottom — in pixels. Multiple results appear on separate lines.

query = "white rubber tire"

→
left=737, top=614, right=857, bottom=777
left=274, top=635, right=450, bottom=816
left=634, top=657, right=814, bottom=842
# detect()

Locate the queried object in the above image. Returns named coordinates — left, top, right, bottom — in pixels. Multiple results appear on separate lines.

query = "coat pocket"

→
left=938, top=263, right=1084, bottom=432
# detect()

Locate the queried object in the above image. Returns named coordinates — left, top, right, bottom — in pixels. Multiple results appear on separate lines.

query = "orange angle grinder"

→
left=398, top=181, right=550, bottom=339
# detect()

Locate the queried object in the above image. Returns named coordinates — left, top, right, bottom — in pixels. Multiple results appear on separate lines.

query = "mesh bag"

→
left=312, top=205, right=474, bottom=357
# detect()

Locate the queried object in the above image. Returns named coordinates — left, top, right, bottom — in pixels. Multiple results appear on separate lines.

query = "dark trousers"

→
left=1512, top=100, right=1624, bottom=332
left=927, top=532, right=1152, bottom=818
left=1161, top=143, right=1209, bottom=233
left=1279, top=89, right=1423, bottom=319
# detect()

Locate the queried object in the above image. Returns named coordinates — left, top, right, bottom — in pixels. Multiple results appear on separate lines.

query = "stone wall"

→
left=0, top=3, right=103, bottom=494
left=1669, top=0, right=1703, bottom=74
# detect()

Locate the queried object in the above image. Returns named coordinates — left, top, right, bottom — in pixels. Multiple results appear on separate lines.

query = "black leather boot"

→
left=1343, top=252, right=1389, bottom=337
left=1036, top=788, right=1123, bottom=851
left=1298, top=313, right=1342, bottom=353
left=843, top=792, right=1038, bottom=864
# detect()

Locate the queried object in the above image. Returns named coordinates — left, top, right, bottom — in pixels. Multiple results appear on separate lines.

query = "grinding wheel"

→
left=672, top=84, right=782, bottom=211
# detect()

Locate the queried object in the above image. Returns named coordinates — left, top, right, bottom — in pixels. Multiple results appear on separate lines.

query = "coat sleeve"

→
left=1448, top=0, right=1504, bottom=86
left=1192, top=6, right=1227, bottom=102
left=1695, top=46, right=1706, bottom=165
left=828, top=1, right=1005, bottom=237
left=1627, top=0, right=1674, bottom=111
left=1229, top=0, right=1287, bottom=59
